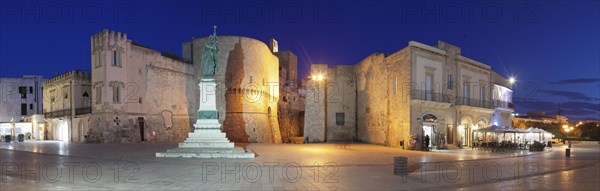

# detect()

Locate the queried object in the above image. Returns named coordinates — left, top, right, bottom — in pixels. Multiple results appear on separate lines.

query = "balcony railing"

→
left=411, top=90, right=512, bottom=109
left=411, top=90, right=453, bottom=103
left=44, top=109, right=71, bottom=118
left=493, top=100, right=515, bottom=109
left=44, top=107, right=92, bottom=118
left=456, top=97, right=494, bottom=109
left=75, top=107, right=92, bottom=115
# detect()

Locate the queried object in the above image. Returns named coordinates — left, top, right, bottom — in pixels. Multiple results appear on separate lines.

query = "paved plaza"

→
left=1, top=141, right=599, bottom=190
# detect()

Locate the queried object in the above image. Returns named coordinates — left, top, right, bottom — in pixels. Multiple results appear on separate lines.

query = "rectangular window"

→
left=29, top=104, right=33, bottom=110
left=113, top=50, right=117, bottom=66
left=463, top=83, right=470, bottom=104
left=113, top=85, right=121, bottom=103
left=21, top=103, right=27, bottom=115
left=19, top=86, right=27, bottom=98
left=29, top=86, right=33, bottom=94
left=480, top=86, right=485, bottom=107
left=336, top=112, right=345, bottom=125
left=447, top=75, right=454, bottom=89
left=95, top=86, right=102, bottom=104
left=425, top=74, right=433, bottom=101
left=112, top=49, right=122, bottom=67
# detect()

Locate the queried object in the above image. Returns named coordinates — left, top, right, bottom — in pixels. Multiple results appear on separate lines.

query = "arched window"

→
left=477, top=120, right=486, bottom=128
left=422, top=114, right=438, bottom=123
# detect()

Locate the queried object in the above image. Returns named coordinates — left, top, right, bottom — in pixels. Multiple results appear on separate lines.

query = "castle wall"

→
left=355, top=48, right=411, bottom=147
left=183, top=36, right=280, bottom=143
left=90, top=29, right=195, bottom=143
left=303, top=64, right=328, bottom=142
left=325, top=65, right=356, bottom=141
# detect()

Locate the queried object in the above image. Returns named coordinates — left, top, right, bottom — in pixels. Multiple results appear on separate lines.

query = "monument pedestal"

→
left=156, top=79, right=254, bottom=158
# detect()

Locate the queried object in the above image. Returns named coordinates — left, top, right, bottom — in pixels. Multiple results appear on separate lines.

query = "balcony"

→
left=411, top=90, right=513, bottom=110
left=44, top=107, right=91, bottom=118
left=455, top=96, right=494, bottom=109
left=75, top=107, right=91, bottom=115
left=411, top=90, right=453, bottom=103
left=493, top=100, right=514, bottom=110
left=44, top=109, right=71, bottom=118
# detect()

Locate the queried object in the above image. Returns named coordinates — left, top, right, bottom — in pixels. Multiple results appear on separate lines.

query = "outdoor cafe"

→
left=472, top=125, right=553, bottom=152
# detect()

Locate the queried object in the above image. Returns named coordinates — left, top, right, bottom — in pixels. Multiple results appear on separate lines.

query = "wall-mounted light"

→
left=311, top=74, right=324, bottom=81
left=508, top=77, right=516, bottom=84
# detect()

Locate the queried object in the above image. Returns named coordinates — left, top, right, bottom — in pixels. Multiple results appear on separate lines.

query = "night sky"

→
left=1, top=0, right=598, bottom=121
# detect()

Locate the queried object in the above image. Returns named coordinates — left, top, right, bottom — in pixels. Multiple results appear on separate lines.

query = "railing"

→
left=493, top=100, right=515, bottom=109
left=410, top=91, right=512, bottom=110
left=456, top=96, right=494, bottom=109
left=44, top=107, right=91, bottom=118
left=44, top=109, right=71, bottom=118
left=411, top=90, right=453, bottom=103
left=75, top=107, right=92, bottom=115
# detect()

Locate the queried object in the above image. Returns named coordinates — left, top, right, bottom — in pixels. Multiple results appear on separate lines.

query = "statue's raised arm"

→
left=201, top=25, right=219, bottom=77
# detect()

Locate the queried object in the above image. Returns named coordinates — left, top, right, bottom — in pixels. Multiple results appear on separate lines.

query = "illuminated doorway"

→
left=423, top=125, right=434, bottom=148
left=57, top=120, right=69, bottom=142
left=422, top=114, right=438, bottom=149
left=458, top=124, right=468, bottom=146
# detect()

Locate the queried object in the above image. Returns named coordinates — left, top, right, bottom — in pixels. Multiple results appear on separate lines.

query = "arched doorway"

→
left=422, top=114, right=438, bottom=149
left=458, top=116, right=475, bottom=147
left=474, top=119, right=486, bottom=144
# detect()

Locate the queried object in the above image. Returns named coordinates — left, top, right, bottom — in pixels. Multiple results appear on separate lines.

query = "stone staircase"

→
left=156, top=130, right=255, bottom=158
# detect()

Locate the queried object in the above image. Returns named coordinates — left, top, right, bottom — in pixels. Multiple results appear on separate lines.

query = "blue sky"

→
left=1, top=0, right=598, bottom=121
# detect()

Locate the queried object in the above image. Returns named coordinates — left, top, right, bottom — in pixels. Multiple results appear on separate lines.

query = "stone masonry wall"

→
left=183, top=36, right=280, bottom=143
left=326, top=65, right=356, bottom=141
left=303, top=64, right=328, bottom=142
left=355, top=48, right=411, bottom=147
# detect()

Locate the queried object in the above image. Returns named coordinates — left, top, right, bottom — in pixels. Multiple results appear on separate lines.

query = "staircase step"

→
left=165, top=147, right=247, bottom=153
left=179, top=142, right=234, bottom=148
left=156, top=152, right=255, bottom=158
left=188, top=132, right=227, bottom=138
left=184, top=138, right=230, bottom=142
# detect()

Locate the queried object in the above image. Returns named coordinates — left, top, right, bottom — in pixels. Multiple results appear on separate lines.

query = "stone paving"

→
left=0, top=141, right=598, bottom=190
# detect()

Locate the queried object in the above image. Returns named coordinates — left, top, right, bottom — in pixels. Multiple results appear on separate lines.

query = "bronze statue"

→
left=201, top=26, right=219, bottom=77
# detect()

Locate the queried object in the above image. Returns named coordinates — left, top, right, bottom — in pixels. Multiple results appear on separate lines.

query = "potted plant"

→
left=4, top=135, right=11, bottom=143
left=17, top=134, right=24, bottom=142
left=529, top=141, right=546, bottom=152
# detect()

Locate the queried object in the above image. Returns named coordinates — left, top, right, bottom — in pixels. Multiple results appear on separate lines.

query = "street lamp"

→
left=311, top=74, right=324, bottom=81
left=509, top=77, right=516, bottom=84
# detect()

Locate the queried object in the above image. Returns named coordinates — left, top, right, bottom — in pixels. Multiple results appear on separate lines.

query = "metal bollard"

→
left=394, top=157, right=408, bottom=175
left=566, top=148, right=570, bottom=157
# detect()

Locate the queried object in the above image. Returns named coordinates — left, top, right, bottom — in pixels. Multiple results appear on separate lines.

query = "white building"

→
left=304, top=40, right=514, bottom=150
left=0, top=75, right=46, bottom=139
left=43, top=70, right=92, bottom=142
left=408, top=41, right=514, bottom=148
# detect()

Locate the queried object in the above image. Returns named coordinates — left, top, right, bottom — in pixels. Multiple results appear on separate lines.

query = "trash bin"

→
left=566, top=148, right=570, bottom=157
left=394, top=157, right=408, bottom=176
